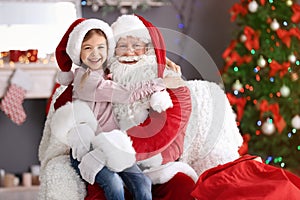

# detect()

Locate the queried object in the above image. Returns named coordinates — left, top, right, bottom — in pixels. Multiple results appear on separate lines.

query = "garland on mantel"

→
left=81, top=0, right=169, bottom=14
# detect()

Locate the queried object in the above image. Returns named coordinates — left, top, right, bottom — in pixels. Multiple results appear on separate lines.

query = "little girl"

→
left=55, top=18, right=184, bottom=200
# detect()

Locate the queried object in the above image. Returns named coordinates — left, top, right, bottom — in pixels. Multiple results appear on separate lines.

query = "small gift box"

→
left=9, top=50, right=22, bottom=62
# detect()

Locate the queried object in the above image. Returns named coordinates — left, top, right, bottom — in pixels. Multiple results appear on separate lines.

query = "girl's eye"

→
left=83, top=46, right=91, bottom=50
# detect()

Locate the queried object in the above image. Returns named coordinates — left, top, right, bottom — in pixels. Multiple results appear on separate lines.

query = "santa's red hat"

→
left=55, top=18, right=115, bottom=85
left=111, top=14, right=166, bottom=78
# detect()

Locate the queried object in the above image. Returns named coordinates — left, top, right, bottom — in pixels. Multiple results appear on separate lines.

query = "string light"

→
left=178, top=23, right=184, bottom=29
left=256, top=74, right=260, bottom=81
left=292, top=128, right=297, bottom=134
left=256, top=130, right=261, bottom=135
left=265, top=156, right=273, bottom=164
left=274, top=157, right=282, bottom=163
left=283, top=21, right=288, bottom=26
left=257, top=120, right=262, bottom=126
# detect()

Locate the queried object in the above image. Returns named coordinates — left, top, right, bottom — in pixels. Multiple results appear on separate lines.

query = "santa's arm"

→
left=128, top=86, right=192, bottom=161
left=160, top=128, right=186, bottom=164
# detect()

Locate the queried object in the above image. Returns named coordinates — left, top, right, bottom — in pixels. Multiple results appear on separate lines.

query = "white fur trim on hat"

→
left=66, top=18, right=116, bottom=66
left=111, top=15, right=151, bottom=43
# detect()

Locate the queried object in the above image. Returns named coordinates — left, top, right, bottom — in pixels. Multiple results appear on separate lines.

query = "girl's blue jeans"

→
left=70, top=152, right=152, bottom=200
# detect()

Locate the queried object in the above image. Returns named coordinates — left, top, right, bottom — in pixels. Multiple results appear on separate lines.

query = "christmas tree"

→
left=222, top=0, right=300, bottom=175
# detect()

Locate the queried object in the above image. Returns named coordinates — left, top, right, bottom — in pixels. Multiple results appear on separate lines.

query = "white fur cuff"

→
left=50, top=100, right=97, bottom=145
left=137, top=153, right=163, bottom=169
left=143, top=162, right=198, bottom=185
left=150, top=90, right=173, bottom=113
left=92, top=130, right=136, bottom=172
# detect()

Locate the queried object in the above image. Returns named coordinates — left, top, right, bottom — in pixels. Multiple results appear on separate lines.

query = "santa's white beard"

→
left=109, top=54, right=158, bottom=84
left=109, top=55, right=158, bottom=131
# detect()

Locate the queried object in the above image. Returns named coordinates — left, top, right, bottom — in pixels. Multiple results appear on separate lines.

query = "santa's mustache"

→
left=116, top=55, right=147, bottom=63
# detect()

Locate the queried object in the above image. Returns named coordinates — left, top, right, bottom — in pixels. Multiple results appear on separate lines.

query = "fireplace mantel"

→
left=0, top=63, right=58, bottom=99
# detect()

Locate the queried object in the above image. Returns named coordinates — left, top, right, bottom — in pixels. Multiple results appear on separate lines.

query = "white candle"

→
left=22, top=173, right=32, bottom=187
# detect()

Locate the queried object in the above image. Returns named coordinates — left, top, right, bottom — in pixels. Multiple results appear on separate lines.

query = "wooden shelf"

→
left=0, top=63, right=58, bottom=99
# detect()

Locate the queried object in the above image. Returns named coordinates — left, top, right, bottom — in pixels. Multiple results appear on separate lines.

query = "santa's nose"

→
left=123, top=48, right=136, bottom=56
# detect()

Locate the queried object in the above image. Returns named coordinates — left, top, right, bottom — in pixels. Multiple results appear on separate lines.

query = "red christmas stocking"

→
left=0, top=69, right=32, bottom=125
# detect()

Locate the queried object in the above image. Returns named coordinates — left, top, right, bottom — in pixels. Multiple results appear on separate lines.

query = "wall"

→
left=0, top=100, right=46, bottom=174
left=0, top=0, right=239, bottom=174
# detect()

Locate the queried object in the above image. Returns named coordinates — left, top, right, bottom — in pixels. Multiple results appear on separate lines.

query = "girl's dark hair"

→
left=83, top=29, right=107, bottom=42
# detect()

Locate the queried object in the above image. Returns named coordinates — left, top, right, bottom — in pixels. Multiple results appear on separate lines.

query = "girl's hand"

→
left=166, top=57, right=181, bottom=73
left=163, top=76, right=186, bottom=89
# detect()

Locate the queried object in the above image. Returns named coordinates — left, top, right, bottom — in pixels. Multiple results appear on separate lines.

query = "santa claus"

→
left=84, top=14, right=243, bottom=199
left=84, top=14, right=198, bottom=199
left=38, top=14, right=243, bottom=200
left=38, top=16, right=197, bottom=200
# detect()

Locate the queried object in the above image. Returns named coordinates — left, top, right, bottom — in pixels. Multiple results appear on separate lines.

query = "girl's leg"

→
left=70, top=151, right=125, bottom=200
left=119, top=164, right=152, bottom=200
left=95, top=166, right=125, bottom=200
left=69, top=151, right=82, bottom=177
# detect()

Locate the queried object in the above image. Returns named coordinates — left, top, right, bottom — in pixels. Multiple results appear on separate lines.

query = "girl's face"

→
left=80, top=33, right=107, bottom=70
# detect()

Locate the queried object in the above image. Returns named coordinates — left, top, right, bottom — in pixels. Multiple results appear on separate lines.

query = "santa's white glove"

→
left=150, top=90, right=173, bottom=113
left=67, top=123, right=94, bottom=161
left=78, top=148, right=106, bottom=184
left=92, top=130, right=136, bottom=172
left=137, top=153, right=163, bottom=170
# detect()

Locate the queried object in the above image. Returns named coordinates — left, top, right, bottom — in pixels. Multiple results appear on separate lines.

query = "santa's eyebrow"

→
left=116, top=42, right=127, bottom=46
